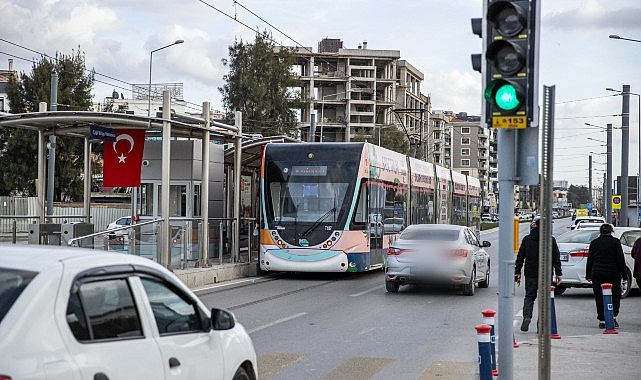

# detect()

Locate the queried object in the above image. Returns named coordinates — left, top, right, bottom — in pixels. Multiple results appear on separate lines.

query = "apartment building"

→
left=292, top=39, right=429, bottom=143
left=429, top=111, right=497, bottom=203
left=0, top=59, right=18, bottom=113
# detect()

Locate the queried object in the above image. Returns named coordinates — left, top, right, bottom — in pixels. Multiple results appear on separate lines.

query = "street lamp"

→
left=609, top=34, right=641, bottom=43
left=148, top=39, right=184, bottom=118
left=607, top=87, right=641, bottom=226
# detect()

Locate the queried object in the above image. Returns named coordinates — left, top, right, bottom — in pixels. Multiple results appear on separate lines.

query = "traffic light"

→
left=483, top=0, right=538, bottom=128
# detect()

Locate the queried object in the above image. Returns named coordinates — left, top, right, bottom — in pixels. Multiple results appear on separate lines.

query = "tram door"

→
left=369, top=182, right=385, bottom=266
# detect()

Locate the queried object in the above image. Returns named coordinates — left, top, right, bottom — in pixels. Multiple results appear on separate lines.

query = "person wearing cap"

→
left=586, top=223, right=627, bottom=328
left=515, top=217, right=563, bottom=332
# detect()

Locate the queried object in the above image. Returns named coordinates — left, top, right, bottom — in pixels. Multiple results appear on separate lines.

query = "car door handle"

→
left=94, top=373, right=109, bottom=380
left=169, top=357, right=181, bottom=368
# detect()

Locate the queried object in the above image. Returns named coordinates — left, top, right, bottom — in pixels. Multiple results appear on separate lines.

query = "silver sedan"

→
left=555, top=226, right=641, bottom=297
left=384, top=224, right=491, bottom=295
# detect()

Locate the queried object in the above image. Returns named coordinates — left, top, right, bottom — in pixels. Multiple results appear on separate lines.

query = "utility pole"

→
left=47, top=71, right=58, bottom=223
left=589, top=155, right=593, bottom=207
left=621, top=84, right=630, bottom=225
left=606, top=123, right=613, bottom=223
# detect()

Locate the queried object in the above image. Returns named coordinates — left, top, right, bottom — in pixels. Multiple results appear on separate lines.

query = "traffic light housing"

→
left=483, top=0, right=538, bottom=127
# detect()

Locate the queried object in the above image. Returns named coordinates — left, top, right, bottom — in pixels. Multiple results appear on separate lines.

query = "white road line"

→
left=193, top=278, right=259, bottom=292
left=247, top=312, right=308, bottom=334
left=350, top=285, right=384, bottom=297
left=358, top=327, right=377, bottom=335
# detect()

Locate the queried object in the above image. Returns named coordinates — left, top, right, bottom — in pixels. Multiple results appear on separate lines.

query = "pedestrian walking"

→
left=586, top=223, right=627, bottom=329
left=631, top=236, right=641, bottom=288
left=514, top=218, right=563, bottom=332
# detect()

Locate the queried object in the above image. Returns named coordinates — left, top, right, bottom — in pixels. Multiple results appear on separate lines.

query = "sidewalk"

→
left=511, top=331, right=641, bottom=379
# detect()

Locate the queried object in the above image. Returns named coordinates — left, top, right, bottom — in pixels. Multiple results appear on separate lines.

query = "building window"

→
left=461, top=159, right=470, bottom=167
left=461, top=137, right=470, bottom=145
left=461, top=171, right=470, bottom=176
left=0, top=97, right=4, bottom=112
left=461, top=148, right=470, bottom=156
left=461, top=127, right=470, bottom=134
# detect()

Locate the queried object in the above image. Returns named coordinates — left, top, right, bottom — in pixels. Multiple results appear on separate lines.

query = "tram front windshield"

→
left=265, top=161, right=358, bottom=228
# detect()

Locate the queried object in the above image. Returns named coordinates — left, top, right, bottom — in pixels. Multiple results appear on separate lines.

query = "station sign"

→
left=90, top=125, right=116, bottom=142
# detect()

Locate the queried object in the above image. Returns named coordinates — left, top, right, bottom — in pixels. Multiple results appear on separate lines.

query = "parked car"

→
left=517, top=213, right=534, bottom=222
left=384, top=224, right=491, bottom=295
left=554, top=226, right=641, bottom=297
left=481, top=213, right=498, bottom=222
left=0, top=245, right=257, bottom=380
left=568, top=216, right=606, bottom=230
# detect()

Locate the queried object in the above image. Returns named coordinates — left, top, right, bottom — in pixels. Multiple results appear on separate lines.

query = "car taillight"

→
left=0, top=375, right=12, bottom=380
left=569, top=248, right=589, bottom=257
left=387, top=247, right=406, bottom=256
left=449, top=249, right=468, bottom=258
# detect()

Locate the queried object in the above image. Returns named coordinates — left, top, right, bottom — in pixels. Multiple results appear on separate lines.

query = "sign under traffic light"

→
left=481, top=0, right=539, bottom=128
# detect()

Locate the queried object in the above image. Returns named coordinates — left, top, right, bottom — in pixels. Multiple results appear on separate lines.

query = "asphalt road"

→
left=196, top=217, right=641, bottom=380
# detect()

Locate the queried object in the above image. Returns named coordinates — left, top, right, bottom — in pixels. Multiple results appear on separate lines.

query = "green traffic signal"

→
left=494, top=82, right=520, bottom=111
left=485, top=79, right=523, bottom=113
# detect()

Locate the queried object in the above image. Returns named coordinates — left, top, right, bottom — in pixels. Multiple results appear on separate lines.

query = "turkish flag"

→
left=103, top=129, right=146, bottom=187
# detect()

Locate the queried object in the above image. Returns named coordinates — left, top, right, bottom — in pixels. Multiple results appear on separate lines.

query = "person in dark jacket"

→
left=515, top=218, right=563, bottom=332
left=587, top=223, right=627, bottom=328
left=632, top=237, right=641, bottom=285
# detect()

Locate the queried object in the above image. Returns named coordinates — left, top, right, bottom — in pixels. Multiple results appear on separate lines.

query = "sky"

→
left=1, top=0, right=641, bottom=188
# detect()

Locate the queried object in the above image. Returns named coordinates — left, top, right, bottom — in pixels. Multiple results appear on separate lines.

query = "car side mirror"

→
left=481, top=241, right=491, bottom=248
left=211, top=308, right=236, bottom=331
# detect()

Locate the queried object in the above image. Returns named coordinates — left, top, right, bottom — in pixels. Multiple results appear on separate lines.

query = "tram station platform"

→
left=174, top=260, right=260, bottom=288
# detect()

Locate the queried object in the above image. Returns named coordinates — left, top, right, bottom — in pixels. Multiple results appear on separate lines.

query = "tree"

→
left=0, top=49, right=94, bottom=199
left=219, top=31, right=303, bottom=138
left=567, top=184, right=590, bottom=208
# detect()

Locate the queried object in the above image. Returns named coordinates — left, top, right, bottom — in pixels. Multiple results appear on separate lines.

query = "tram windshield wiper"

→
left=302, top=207, right=336, bottom=237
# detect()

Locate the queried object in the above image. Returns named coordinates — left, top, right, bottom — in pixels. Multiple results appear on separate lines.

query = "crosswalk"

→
left=256, top=354, right=477, bottom=380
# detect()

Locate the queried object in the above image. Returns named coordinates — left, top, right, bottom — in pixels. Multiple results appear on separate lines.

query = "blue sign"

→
left=90, top=125, right=116, bottom=141
left=587, top=202, right=593, bottom=212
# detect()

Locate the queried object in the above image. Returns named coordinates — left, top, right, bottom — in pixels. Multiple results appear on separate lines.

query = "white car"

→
left=555, top=226, right=641, bottom=297
left=385, top=224, right=491, bottom=295
left=0, top=245, right=257, bottom=380
left=568, top=216, right=606, bottom=230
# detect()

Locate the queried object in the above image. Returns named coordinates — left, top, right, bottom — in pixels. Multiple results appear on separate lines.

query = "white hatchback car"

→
left=0, top=245, right=257, bottom=380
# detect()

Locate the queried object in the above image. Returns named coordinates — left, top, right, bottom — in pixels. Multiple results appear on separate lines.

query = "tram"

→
left=259, top=142, right=481, bottom=272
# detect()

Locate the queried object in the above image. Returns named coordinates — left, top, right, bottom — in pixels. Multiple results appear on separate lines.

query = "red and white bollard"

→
left=550, top=286, right=561, bottom=339
left=476, top=324, right=493, bottom=380
left=481, top=309, right=498, bottom=376
left=601, top=283, right=618, bottom=334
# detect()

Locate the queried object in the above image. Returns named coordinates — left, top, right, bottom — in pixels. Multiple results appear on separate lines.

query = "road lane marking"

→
left=258, top=353, right=307, bottom=379
left=350, top=285, right=384, bottom=297
left=358, top=327, right=376, bottom=335
left=247, top=312, right=308, bottom=334
left=193, top=277, right=260, bottom=292
left=324, top=357, right=393, bottom=380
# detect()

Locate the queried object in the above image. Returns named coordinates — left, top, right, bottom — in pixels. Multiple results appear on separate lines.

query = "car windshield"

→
left=399, top=228, right=460, bottom=241
left=556, top=230, right=600, bottom=244
left=0, top=268, right=38, bottom=323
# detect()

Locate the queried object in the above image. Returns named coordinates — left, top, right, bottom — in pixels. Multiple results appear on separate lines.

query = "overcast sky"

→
left=2, top=0, right=640, bottom=188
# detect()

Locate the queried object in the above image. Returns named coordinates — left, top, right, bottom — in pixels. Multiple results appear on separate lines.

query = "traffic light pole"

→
left=497, top=128, right=517, bottom=380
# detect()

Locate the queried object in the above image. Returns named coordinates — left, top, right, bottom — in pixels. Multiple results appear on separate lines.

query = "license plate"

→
left=492, top=116, right=527, bottom=129
left=560, top=253, right=569, bottom=262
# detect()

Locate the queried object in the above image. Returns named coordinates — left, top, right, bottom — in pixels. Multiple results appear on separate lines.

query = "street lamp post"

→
left=607, top=88, right=641, bottom=226
left=586, top=123, right=613, bottom=223
left=148, top=39, right=184, bottom=118
left=609, top=34, right=641, bottom=43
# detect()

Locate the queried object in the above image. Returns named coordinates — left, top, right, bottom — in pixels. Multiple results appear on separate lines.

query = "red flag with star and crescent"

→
left=103, top=129, right=146, bottom=187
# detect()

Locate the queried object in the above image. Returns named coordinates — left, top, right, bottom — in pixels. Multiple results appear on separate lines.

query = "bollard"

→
left=601, top=283, right=618, bottom=334
left=476, top=324, right=493, bottom=380
left=481, top=309, right=498, bottom=377
left=513, top=332, right=519, bottom=348
left=550, top=286, right=561, bottom=339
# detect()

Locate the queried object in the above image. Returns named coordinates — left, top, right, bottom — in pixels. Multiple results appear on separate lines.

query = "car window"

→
left=117, top=217, right=131, bottom=226
left=556, top=230, right=600, bottom=243
left=399, top=228, right=459, bottom=241
left=619, top=231, right=641, bottom=247
left=67, top=278, right=143, bottom=342
left=140, top=278, right=202, bottom=335
left=0, top=268, right=38, bottom=324
left=465, top=229, right=480, bottom=246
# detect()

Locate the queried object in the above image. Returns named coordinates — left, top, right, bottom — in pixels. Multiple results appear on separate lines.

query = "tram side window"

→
left=351, top=181, right=367, bottom=229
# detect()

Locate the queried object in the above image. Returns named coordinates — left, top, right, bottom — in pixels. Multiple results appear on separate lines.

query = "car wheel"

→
left=478, top=264, right=490, bottom=288
left=232, top=367, right=250, bottom=380
left=385, top=279, right=399, bottom=293
left=462, top=267, right=476, bottom=296
left=621, top=269, right=632, bottom=299
left=553, top=285, right=566, bottom=296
